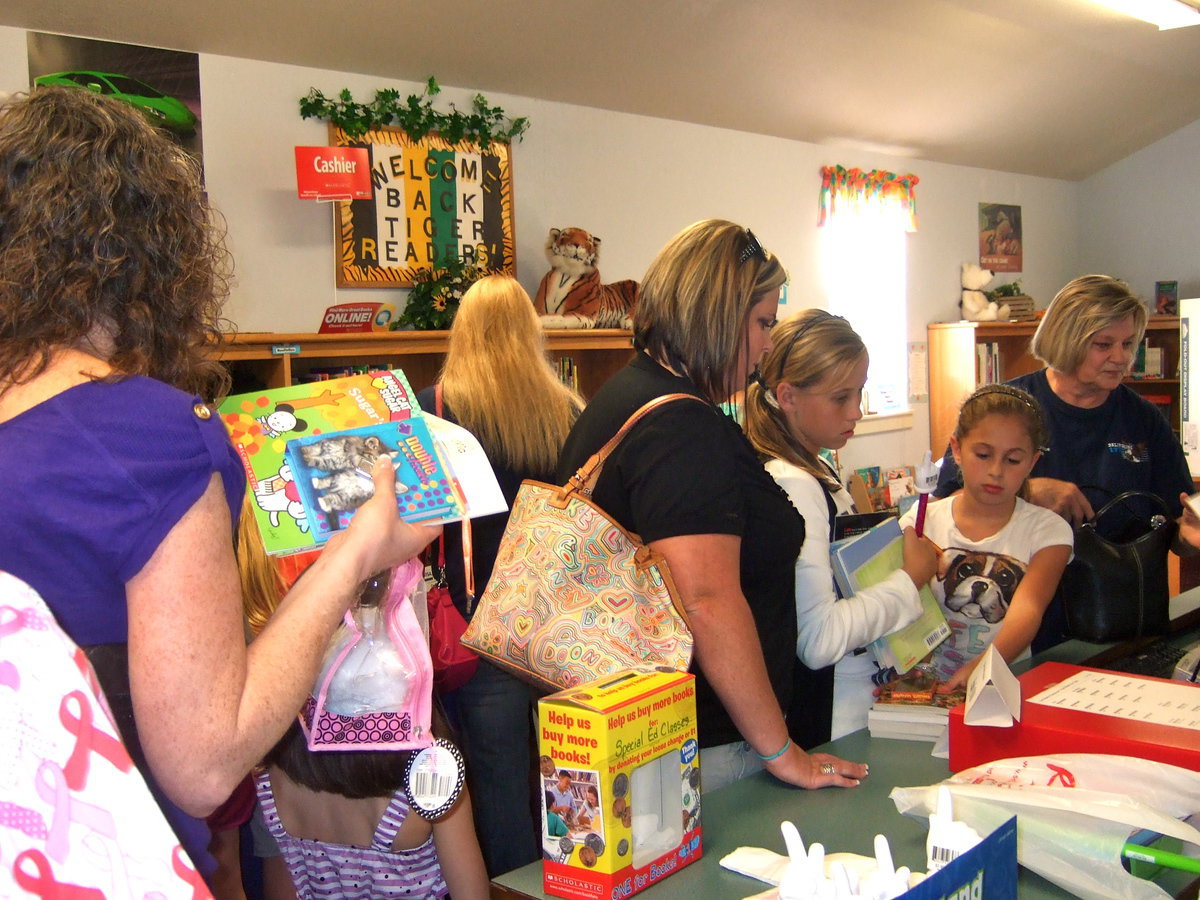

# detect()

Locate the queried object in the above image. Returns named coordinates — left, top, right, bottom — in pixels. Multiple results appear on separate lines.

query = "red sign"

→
left=295, top=146, right=372, bottom=200
left=318, top=302, right=396, bottom=333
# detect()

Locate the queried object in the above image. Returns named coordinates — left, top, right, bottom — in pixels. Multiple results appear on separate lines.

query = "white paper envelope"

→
left=963, top=645, right=1021, bottom=726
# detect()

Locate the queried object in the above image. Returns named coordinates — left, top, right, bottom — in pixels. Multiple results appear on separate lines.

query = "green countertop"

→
left=492, top=591, right=1200, bottom=899
left=493, top=728, right=1086, bottom=899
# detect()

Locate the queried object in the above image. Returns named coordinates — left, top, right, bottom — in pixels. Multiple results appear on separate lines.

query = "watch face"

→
left=403, top=739, right=465, bottom=820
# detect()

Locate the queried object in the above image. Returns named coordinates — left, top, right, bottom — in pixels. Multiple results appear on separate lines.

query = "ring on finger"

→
left=820, top=762, right=835, bottom=776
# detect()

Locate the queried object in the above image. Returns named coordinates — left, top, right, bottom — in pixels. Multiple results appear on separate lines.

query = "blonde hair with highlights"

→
left=237, top=493, right=286, bottom=637
left=634, top=219, right=787, bottom=402
left=745, top=310, right=866, bottom=491
left=1031, top=275, right=1148, bottom=375
left=440, top=275, right=583, bottom=472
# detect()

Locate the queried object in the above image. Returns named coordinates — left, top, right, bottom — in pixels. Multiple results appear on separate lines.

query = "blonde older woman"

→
left=417, top=274, right=583, bottom=876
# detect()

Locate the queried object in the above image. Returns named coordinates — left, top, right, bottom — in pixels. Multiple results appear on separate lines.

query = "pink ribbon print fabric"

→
left=0, top=571, right=212, bottom=899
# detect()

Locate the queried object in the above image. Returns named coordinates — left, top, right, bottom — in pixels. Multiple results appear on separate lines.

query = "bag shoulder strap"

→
left=1089, top=489, right=1172, bottom=526
left=568, top=393, right=706, bottom=497
left=435, top=385, right=474, bottom=602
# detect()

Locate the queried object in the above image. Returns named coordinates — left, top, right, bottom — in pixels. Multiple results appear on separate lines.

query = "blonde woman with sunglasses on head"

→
left=557, top=221, right=867, bottom=791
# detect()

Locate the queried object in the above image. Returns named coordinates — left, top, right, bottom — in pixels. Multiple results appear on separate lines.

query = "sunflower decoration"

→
left=394, top=257, right=484, bottom=330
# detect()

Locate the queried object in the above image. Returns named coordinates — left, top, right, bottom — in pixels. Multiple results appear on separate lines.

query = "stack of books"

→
left=867, top=668, right=966, bottom=742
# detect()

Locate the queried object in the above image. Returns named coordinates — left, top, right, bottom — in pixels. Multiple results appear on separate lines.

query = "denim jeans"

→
left=445, top=659, right=539, bottom=877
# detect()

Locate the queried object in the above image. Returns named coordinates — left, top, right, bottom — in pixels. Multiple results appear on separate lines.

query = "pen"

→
left=914, top=450, right=938, bottom=539
left=1122, top=842, right=1200, bottom=875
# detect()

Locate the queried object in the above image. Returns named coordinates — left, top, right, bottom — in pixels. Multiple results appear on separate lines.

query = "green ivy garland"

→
left=299, top=76, right=529, bottom=146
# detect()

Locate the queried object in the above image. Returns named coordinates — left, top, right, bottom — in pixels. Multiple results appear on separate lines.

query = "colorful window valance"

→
left=818, top=165, right=919, bottom=232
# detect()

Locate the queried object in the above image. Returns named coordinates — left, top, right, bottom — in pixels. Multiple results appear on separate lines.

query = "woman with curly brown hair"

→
left=0, top=87, right=439, bottom=883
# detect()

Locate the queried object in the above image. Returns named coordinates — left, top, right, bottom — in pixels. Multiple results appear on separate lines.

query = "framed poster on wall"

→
left=330, top=125, right=515, bottom=288
left=978, top=202, right=1022, bottom=273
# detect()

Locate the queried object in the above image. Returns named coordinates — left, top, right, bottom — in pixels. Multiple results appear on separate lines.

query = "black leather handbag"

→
left=1060, top=490, right=1176, bottom=642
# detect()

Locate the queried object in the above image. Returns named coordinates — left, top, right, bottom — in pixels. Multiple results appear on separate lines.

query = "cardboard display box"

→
left=538, top=669, right=700, bottom=900
left=949, top=661, right=1200, bottom=772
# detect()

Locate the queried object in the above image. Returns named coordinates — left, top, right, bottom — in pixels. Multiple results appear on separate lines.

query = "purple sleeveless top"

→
left=256, top=771, right=450, bottom=899
left=0, top=375, right=245, bottom=878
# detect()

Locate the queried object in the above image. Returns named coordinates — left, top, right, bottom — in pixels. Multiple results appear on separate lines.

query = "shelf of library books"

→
left=213, top=328, right=636, bottom=397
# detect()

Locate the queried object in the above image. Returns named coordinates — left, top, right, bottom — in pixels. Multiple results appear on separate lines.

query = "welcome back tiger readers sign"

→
left=330, top=125, right=515, bottom=288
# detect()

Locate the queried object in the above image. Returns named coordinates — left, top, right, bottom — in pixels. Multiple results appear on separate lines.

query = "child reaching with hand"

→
left=256, top=718, right=488, bottom=900
left=899, top=384, right=1073, bottom=690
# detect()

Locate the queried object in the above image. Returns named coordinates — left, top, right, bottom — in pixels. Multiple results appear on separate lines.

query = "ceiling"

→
left=6, top=0, right=1200, bottom=180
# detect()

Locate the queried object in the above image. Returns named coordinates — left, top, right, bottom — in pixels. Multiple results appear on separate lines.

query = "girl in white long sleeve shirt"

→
left=746, top=311, right=939, bottom=740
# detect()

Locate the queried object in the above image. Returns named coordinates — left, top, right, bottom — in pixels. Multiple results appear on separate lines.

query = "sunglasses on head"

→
left=739, top=228, right=767, bottom=265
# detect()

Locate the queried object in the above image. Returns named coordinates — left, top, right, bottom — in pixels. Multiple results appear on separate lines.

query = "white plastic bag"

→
left=890, top=754, right=1200, bottom=900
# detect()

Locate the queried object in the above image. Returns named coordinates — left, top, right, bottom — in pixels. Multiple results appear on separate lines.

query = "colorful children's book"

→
left=286, top=415, right=463, bottom=542
left=218, top=370, right=504, bottom=555
left=829, top=516, right=950, bottom=675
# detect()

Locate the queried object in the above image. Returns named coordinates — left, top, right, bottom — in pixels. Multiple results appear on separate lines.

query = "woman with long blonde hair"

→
left=416, top=273, right=582, bottom=876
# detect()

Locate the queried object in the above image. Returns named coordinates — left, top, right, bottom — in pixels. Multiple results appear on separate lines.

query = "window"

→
left=817, top=166, right=918, bottom=415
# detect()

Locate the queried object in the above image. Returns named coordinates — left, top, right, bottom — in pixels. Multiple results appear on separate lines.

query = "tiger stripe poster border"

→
left=330, top=124, right=516, bottom=288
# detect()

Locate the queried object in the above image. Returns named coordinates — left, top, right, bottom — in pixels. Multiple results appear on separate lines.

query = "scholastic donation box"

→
left=537, top=669, right=701, bottom=900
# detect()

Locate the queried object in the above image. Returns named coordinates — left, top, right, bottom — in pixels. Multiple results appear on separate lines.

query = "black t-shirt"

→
left=418, top=385, right=552, bottom=617
left=556, top=352, right=803, bottom=748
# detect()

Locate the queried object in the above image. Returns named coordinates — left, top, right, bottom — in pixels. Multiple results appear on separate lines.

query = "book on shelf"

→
left=557, top=355, right=578, bottom=392
left=218, top=369, right=505, bottom=555
left=975, top=341, right=1001, bottom=385
left=829, top=517, right=950, bottom=675
left=884, top=465, right=916, bottom=508
left=868, top=667, right=966, bottom=742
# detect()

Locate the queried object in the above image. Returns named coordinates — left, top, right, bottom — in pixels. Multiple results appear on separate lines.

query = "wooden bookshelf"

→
left=211, top=328, right=636, bottom=398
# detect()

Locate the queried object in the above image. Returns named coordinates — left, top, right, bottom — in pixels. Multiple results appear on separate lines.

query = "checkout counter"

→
left=492, top=592, right=1200, bottom=900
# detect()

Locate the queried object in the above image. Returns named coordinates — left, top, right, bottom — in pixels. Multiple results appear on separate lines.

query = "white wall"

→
left=0, top=25, right=1088, bottom=474
left=1079, top=117, right=1200, bottom=301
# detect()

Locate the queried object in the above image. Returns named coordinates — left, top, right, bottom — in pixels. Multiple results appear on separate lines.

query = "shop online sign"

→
left=295, top=146, right=372, bottom=200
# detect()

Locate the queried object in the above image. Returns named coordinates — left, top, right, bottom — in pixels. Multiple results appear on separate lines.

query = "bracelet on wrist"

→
left=755, top=737, right=792, bottom=763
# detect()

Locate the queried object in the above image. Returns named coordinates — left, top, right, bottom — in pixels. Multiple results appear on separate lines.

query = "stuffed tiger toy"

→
left=533, top=227, right=638, bottom=329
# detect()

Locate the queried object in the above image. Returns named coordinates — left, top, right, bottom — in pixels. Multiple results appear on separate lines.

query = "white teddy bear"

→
left=960, top=262, right=1011, bottom=322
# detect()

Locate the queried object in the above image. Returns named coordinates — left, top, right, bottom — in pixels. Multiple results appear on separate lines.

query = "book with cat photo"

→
left=218, top=369, right=505, bottom=555
left=285, top=416, right=465, bottom=544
